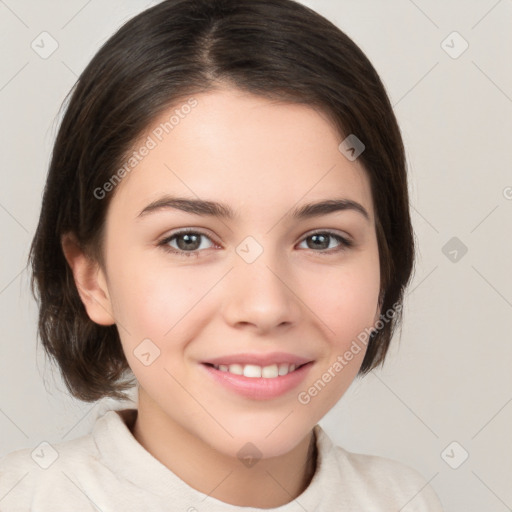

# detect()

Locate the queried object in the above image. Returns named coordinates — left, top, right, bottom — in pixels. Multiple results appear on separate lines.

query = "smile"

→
left=206, top=362, right=305, bottom=379
left=201, top=361, right=314, bottom=400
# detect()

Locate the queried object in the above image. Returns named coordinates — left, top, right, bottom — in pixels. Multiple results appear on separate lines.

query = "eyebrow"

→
left=136, top=195, right=370, bottom=222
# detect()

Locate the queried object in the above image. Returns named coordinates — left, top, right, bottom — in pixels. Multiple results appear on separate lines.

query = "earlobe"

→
left=61, top=232, right=115, bottom=326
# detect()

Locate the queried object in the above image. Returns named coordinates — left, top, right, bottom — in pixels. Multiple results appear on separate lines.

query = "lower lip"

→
left=200, top=362, right=314, bottom=400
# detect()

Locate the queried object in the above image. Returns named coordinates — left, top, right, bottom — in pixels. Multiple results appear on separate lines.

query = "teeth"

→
left=213, top=362, right=300, bottom=378
left=226, top=363, right=243, bottom=375
left=262, top=364, right=278, bottom=378
left=243, top=364, right=262, bottom=378
left=278, top=363, right=289, bottom=376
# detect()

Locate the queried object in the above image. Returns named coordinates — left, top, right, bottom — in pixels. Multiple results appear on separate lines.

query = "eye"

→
left=159, top=228, right=353, bottom=258
left=158, top=229, right=217, bottom=258
left=298, top=231, right=353, bottom=255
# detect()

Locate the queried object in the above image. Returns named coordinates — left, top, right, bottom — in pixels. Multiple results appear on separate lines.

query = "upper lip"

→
left=203, top=352, right=314, bottom=367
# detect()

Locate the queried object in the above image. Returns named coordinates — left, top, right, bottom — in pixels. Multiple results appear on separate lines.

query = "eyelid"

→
left=301, top=227, right=353, bottom=242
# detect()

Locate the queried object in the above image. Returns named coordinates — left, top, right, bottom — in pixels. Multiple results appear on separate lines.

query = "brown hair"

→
left=28, top=0, right=415, bottom=402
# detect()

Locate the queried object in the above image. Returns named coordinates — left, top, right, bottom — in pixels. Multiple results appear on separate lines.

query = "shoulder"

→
left=0, top=427, right=101, bottom=510
left=313, top=426, right=444, bottom=511
left=337, top=447, right=443, bottom=510
left=339, top=445, right=428, bottom=484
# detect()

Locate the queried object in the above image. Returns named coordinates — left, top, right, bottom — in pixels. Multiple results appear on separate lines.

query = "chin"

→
left=197, top=415, right=315, bottom=460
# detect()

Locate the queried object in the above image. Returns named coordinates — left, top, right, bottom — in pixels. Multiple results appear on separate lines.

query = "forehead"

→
left=108, top=88, right=374, bottom=221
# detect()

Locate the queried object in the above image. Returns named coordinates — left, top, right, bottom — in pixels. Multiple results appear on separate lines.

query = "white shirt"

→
left=0, top=408, right=444, bottom=511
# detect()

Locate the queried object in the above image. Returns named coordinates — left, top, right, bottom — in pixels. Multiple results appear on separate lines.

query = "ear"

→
left=61, top=232, right=115, bottom=326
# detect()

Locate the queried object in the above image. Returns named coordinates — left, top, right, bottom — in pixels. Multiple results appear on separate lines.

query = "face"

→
left=91, top=87, right=380, bottom=459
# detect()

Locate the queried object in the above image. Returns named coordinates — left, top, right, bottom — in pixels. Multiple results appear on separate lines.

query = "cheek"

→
left=298, top=258, right=379, bottom=411
left=107, top=262, right=209, bottom=388
left=307, top=254, right=380, bottom=345
left=108, top=257, right=214, bottom=346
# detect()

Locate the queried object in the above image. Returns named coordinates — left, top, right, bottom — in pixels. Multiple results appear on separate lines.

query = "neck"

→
left=130, top=390, right=317, bottom=508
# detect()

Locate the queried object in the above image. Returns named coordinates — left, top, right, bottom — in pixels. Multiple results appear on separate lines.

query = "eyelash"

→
left=157, top=228, right=353, bottom=258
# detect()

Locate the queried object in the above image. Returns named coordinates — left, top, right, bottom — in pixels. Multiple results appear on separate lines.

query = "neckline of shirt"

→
left=92, top=407, right=339, bottom=510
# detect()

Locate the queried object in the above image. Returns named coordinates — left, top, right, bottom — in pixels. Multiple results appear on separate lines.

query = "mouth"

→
left=202, top=361, right=309, bottom=379
left=200, top=360, right=314, bottom=400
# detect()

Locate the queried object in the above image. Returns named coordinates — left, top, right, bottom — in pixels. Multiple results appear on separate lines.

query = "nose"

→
left=221, top=248, right=302, bottom=334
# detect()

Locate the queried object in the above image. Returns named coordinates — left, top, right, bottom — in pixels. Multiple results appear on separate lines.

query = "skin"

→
left=62, top=86, right=381, bottom=508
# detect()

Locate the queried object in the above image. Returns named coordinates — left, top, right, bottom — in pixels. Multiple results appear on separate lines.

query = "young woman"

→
left=0, top=0, right=443, bottom=509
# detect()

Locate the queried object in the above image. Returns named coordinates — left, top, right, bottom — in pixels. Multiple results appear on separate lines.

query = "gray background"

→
left=1, top=1, right=511, bottom=510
